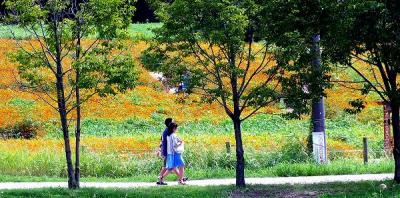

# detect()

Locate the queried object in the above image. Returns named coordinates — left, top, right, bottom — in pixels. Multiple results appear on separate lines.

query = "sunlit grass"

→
left=0, top=23, right=162, bottom=40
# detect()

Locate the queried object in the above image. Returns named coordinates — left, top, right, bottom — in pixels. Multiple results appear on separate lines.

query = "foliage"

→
left=8, top=98, right=35, bottom=108
left=278, top=138, right=310, bottom=163
left=144, top=0, right=285, bottom=186
left=0, top=2, right=393, bottom=186
left=320, top=0, right=400, bottom=181
left=344, top=99, right=366, bottom=115
left=0, top=113, right=387, bottom=178
left=144, top=1, right=281, bottom=118
left=0, top=139, right=392, bottom=178
left=0, top=119, right=39, bottom=139
left=5, top=1, right=139, bottom=101
left=0, top=38, right=381, bottom=125
left=5, top=0, right=139, bottom=188
left=40, top=114, right=380, bottom=146
left=262, top=0, right=332, bottom=117
left=322, top=0, right=400, bottom=107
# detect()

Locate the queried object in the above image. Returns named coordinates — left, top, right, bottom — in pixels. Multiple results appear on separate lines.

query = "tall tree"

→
left=262, top=0, right=331, bottom=158
left=5, top=0, right=138, bottom=188
left=322, top=0, right=400, bottom=182
left=142, top=0, right=282, bottom=187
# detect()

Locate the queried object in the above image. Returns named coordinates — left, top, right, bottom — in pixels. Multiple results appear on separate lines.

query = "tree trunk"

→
left=311, top=34, right=327, bottom=163
left=52, top=8, right=77, bottom=189
left=74, top=70, right=81, bottom=188
left=233, top=118, right=245, bottom=187
left=56, top=76, right=77, bottom=189
left=391, top=103, right=400, bottom=183
left=74, top=17, right=82, bottom=188
left=227, top=47, right=245, bottom=187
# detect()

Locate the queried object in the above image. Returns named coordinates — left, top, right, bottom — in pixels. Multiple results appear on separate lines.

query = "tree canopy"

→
left=5, top=0, right=139, bottom=188
left=322, top=0, right=400, bottom=182
left=142, top=0, right=284, bottom=187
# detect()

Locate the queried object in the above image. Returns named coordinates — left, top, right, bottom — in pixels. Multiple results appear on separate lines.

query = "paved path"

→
left=0, top=174, right=392, bottom=189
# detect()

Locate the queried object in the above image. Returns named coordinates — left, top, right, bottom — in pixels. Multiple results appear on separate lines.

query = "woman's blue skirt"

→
left=166, top=153, right=185, bottom=169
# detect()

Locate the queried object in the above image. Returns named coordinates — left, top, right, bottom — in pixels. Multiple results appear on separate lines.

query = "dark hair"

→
left=167, top=122, right=178, bottom=136
left=165, top=118, right=173, bottom=127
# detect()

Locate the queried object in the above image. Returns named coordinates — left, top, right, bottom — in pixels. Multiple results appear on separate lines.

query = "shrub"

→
left=0, top=119, right=38, bottom=139
left=278, top=138, right=310, bottom=163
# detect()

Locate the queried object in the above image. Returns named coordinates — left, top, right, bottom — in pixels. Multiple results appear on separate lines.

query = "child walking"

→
left=161, top=122, right=186, bottom=185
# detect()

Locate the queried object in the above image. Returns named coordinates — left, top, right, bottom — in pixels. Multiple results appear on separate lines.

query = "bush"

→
left=0, top=119, right=38, bottom=139
left=278, top=139, right=310, bottom=163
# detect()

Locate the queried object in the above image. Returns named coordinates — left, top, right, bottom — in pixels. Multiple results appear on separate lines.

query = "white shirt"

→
left=167, top=133, right=181, bottom=154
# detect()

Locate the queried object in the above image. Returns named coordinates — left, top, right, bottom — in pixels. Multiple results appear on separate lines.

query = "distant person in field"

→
left=161, top=122, right=187, bottom=185
left=156, top=118, right=173, bottom=185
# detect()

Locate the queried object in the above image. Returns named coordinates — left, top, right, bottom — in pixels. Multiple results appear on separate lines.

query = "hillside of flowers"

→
left=0, top=36, right=387, bottom=179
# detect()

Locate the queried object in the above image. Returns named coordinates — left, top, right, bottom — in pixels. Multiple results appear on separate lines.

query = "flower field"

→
left=0, top=131, right=390, bottom=178
left=0, top=112, right=388, bottom=178
left=0, top=26, right=390, bottom=180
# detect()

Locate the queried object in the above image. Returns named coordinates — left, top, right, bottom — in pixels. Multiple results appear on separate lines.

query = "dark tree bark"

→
left=233, top=117, right=245, bottom=187
left=392, top=103, right=400, bottom=183
left=72, top=0, right=82, bottom=188
left=53, top=11, right=77, bottom=188
left=56, top=74, right=77, bottom=189
left=74, top=70, right=81, bottom=188
left=229, top=50, right=246, bottom=187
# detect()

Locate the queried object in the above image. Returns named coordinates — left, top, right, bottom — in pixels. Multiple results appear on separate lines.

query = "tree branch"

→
left=347, top=62, right=388, bottom=102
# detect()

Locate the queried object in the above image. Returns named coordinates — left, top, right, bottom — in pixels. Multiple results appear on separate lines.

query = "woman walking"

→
left=161, top=122, right=186, bottom=185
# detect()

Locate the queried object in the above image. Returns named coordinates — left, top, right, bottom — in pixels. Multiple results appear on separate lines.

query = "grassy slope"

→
left=1, top=181, right=399, bottom=198
left=0, top=23, right=389, bottom=181
left=0, top=23, right=162, bottom=40
left=0, top=23, right=383, bottom=130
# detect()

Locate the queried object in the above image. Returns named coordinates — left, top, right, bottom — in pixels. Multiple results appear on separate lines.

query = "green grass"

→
left=0, top=139, right=391, bottom=178
left=0, top=186, right=233, bottom=198
left=0, top=25, right=33, bottom=39
left=127, top=23, right=162, bottom=39
left=1, top=181, right=400, bottom=197
left=0, top=23, right=162, bottom=40
left=0, top=112, right=388, bottom=179
left=0, top=159, right=393, bottom=182
left=44, top=114, right=382, bottom=147
left=0, top=96, right=388, bottom=184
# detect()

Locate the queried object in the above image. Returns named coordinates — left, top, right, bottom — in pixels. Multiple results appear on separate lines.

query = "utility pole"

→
left=311, top=34, right=327, bottom=163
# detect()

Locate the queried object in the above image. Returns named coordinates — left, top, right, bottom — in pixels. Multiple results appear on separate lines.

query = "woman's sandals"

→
left=157, top=176, right=188, bottom=185
left=156, top=176, right=168, bottom=185
left=178, top=179, right=186, bottom=185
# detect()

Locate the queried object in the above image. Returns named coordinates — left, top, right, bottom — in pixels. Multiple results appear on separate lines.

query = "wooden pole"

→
left=383, top=103, right=392, bottom=154
left=226, top=141, right=231, bottom=153
left=363, top=137, right=368, bottom=165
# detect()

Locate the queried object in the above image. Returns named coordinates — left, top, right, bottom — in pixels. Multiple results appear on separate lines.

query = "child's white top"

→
left=167, top=133, right=181, bottom=154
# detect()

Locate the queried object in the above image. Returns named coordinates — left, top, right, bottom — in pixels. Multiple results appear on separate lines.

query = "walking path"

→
left=0, top=174, right=392, bottom=189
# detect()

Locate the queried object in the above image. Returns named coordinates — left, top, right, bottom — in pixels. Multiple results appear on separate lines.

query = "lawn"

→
left=1, top=181, right=399, bottom=197
left=0, top=23, right=162, bottom=40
